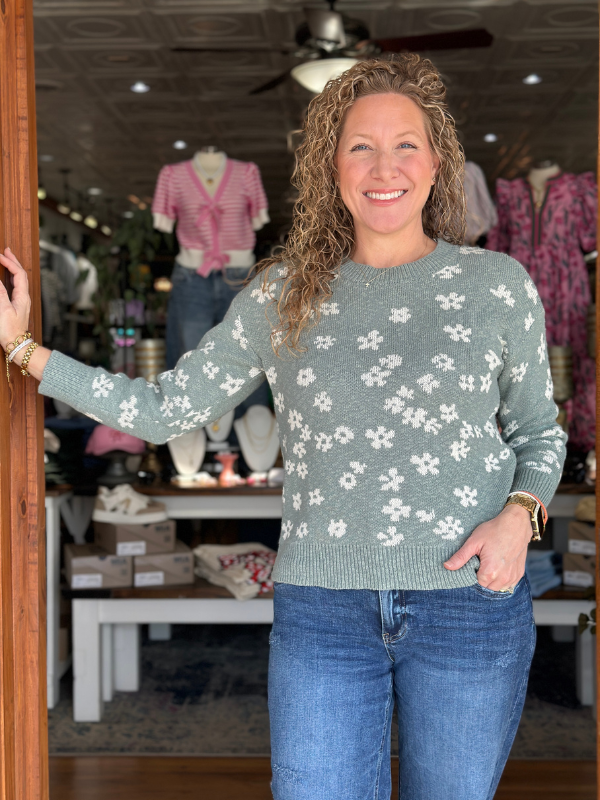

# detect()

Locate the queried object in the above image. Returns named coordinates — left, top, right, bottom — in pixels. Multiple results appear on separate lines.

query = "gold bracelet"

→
left=4, top=331, right=33, bottom=381
left=20, top=341, right=39, bottom=377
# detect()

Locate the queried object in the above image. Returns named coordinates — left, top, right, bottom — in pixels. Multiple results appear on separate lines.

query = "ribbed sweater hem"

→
left=271, top=543, right=480, bottom=591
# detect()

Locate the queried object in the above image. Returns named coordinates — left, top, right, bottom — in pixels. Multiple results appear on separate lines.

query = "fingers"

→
left=0, top=250, right=30, bottom=316
left=444, top=539, right=479, bottom=571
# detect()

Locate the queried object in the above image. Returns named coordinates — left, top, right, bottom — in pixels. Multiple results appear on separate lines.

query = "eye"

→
left=350, top=144, right=371, bottom=152
left=398, top=142, right=416, bottom=149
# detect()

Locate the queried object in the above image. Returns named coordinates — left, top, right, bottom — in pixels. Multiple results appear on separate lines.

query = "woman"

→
left=0, top=55, right=566, bottom=799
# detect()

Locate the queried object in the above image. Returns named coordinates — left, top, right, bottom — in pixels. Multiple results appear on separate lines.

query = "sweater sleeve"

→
left=246, top=162, right=270, bottom=231
left=38, top=287, right=267, bottom=445
left=152, top=165, right=177, bottom=234
left=495, top=257, right=567, bottom=507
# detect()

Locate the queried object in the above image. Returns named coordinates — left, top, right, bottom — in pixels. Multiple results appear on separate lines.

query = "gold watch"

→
left=503, top=492, right=543, bottom=541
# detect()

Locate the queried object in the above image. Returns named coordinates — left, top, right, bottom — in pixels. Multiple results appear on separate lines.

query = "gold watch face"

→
left=509, top=495, right=537, bottom=516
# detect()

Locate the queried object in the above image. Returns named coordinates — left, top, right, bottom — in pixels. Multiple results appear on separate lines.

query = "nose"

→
left=371, top=151, right=400, bottom=183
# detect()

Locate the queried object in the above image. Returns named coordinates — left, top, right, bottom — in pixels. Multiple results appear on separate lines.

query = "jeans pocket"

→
left=472, top=574, right=527, bottom=600
left=171, top=263, right=194, bottom=285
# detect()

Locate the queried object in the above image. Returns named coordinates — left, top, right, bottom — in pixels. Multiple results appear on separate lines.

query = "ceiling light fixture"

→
left=88, top=187, right=102, bottom=196
left=70, top=211, right=83, bottom=222
left=84, top=215, right=98, bottom=229
left=57, top=204, right=70, bottom=215
left=483, top=133, right=498, bottom=143
left=101, top=225, right=112, bottom=236
left=37, top=187, right=47, bottom=200
left=523, top=73, right=542, bottom=85
left=39, top=154, right=54, bottom=163
left=130, top=81, right=150, bottom=93
left=173, top=140, right=188, bottom=150
left=291, top=58, right=358, bottom=94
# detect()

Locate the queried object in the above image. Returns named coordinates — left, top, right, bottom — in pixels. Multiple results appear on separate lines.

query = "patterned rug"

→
left=48, top=625, right=596, bottom=758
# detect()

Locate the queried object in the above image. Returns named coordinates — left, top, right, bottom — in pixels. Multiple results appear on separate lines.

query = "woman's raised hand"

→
left=0, top=248, right=32, bottom=349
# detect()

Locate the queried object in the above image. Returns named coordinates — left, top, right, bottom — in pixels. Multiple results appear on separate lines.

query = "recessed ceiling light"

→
left=523, top=73, right=542, bottom=85
left=101, top=225, right=112, bottom=236
left=130, top=81, right=150, bottom=93
left=483, top=133, right=498, bottom=143
left=70, top=211, right=83, bottom=222
left=88, top=187, right=102, bottom=196
left=122, top=211, right=134, bottom=219
left=173, top=140, right=188, bottom=150
left=57, top=203, right=70, bottom=215
left=84, top=215, right=98, bottom=229
left=39, top=154, right=54, bottom=163
left=37, top=187, right=47, bottom=200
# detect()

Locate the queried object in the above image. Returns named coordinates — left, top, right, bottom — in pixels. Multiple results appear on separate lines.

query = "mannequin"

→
left=205, top=409, right=234, bottom=443
left=151, top=142, right=270, bottom=376
left=168, top=427, right=207, bottom=478
left=487, top=160, right=596, bottom=451
left=193, top=147, right=227, bottom=197
left=527, top=160, right=561, bottom=209
left=233, top=405, right=280, bottom=479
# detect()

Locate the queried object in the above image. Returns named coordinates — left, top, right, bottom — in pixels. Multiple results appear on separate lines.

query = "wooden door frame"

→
left=0, top=0, right=48, bottom=798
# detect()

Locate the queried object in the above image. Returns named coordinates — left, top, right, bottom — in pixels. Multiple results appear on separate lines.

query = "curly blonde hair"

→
left=256, top=53, right=466, bottom=356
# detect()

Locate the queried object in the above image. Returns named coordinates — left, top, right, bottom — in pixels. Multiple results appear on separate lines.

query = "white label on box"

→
left=117, top=541, right=147, bottom=556
left=72, top=573, right=103, bottom=589
left=568, top=539, right=596, bottom=556
left=563, top=571, right=594, bottom=588
left=135, top=571, right=164, bottom=587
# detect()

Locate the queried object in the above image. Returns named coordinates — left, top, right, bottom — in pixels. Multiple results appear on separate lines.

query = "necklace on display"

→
left=194, top=156, right=224, bottom=186
left=240, top=414, right=276, bottom=454
left=356, top=238, right=431, bottom=288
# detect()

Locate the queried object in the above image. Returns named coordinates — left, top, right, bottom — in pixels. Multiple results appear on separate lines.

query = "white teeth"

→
left=366, top=190, right=406, bottom=200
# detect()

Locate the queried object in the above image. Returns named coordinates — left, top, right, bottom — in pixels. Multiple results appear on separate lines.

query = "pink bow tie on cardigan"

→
left=195, top=204, right=230, bottom=277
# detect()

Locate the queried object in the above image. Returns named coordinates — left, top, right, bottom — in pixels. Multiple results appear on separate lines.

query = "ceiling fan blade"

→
left=171, top=46, right=291, bottom=54
left=304, top=7, right=346, bottom=46
left=373, top=28, right=493, bottom=53
left=249, top=69, right=293, bottom=95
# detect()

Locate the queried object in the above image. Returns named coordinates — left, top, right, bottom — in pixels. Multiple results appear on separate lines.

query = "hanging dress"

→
left=487, top=171, right=597, bottom=451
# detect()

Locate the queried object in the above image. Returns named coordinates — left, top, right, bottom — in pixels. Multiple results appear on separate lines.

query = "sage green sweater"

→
left=39, top=241, right=566, bottom=590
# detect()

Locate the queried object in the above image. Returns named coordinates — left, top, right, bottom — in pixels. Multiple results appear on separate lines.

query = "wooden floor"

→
left=49, top=757, right=596, bottom=799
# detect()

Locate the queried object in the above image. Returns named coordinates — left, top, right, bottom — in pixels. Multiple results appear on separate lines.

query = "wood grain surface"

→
left=0, top=1, right=48, bottom=798
left=48, top=757, right=596, bottom=800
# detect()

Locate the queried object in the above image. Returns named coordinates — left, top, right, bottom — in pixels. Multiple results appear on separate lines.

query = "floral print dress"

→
left=487, top=172, right=597, bottom=452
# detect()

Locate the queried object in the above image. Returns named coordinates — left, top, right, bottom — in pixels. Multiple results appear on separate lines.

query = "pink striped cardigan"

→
left=152, top=158, right=269, bottom=275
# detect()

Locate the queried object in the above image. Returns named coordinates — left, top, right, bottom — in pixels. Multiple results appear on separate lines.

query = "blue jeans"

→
left=268, top=577, right=535, bottom=800
left=166, top=262, right=269, bottom=411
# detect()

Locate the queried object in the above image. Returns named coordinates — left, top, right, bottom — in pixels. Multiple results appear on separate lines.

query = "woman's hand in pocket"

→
left=443, top=504, right=532, bottom=592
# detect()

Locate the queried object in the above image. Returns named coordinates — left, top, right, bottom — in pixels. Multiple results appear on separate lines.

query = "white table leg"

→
left=114, top=623, right=140, bottom=692
left=102, top=624, right=114, bottom=703
left=60, top=495, right=95, bottom=545
left=149, top=623, right=172, bottom=641
left=576, top=627, right=596, bottom=707
left=73, top=600, right=103, bottom=722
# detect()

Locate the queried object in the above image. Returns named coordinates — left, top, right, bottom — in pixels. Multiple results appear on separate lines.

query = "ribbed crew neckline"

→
left=340, top=239, right=456, bottom=284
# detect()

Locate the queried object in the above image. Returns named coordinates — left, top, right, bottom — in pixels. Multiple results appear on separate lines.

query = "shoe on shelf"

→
left=92, top=484, right=168, bottom=524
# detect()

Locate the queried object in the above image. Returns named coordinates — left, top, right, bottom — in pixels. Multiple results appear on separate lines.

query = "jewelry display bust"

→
left=167, top=427, right=207, bottom=477
left=233, top=405, right=280, bottom=476
left=205, top=410, right=234, bottom=443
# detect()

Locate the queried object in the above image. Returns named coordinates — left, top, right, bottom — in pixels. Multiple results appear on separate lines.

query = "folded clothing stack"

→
left=525, top=550, right=562, bottom=598
left=193, top=542, right=277, bottom=601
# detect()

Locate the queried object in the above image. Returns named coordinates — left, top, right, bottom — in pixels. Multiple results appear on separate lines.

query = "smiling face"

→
left=335, top=93, right=440, bottom=246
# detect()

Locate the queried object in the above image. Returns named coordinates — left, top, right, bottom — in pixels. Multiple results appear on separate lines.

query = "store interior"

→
left=31, top=1, right=598, bottom=797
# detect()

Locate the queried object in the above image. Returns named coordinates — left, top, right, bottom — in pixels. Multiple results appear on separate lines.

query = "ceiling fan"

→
left=172, top=1, right=493, bottom=95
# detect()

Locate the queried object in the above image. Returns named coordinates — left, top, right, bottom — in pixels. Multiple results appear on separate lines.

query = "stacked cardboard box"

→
left=563, top=521, right=596, bottom=588
left=64, top=519, right=193, bottom=589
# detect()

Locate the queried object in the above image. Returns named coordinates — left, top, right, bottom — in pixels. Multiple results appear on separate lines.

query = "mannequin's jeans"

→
left=268, top=576, right=535, bottom=800
left=166, top=262, right=269, bottom=411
